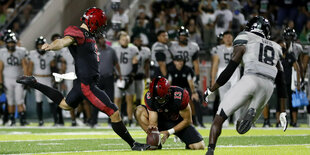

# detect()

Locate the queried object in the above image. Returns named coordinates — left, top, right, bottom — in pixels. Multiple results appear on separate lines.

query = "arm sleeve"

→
left=216, top=60, right=239, bottom=86
left=64, top=26, right=85, bottom=45
left=155, top=51, right=166, bottom=61
left=275, top=70, right=288, bottom=98
left=192, top=51, right=198, bottom=61
left=180, top=89, right=189, bottom=110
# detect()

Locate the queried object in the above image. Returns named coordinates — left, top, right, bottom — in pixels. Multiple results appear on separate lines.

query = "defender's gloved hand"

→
left=280, top=112, right=288, bottom=132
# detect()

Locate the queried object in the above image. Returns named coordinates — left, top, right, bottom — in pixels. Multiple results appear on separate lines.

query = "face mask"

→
left=37, top=49, right=46, bottom=55
left=6, top=45, right=15, bottom=51
left=179, top=38, right=188, bottom=45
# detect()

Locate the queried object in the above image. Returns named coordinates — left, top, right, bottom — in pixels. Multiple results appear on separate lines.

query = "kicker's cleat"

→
left=236, top=108, right=256, bottom=134
left=16, top=76, right=37, bottom=86
left=131, top=142, right=150, bottom=151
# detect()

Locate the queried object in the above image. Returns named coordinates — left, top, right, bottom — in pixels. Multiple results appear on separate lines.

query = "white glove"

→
left=280, top=112, right=288, bottom=132
left=203, top=88, right=213, bottom=102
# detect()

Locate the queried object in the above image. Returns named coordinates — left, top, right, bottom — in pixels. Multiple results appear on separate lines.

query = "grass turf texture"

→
left=0, top=125, right=310, bottom=154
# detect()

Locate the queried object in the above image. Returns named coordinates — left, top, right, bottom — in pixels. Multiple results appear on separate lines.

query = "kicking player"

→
left=132, top=35, right=151, bottom=106
left=203, top=16, right=288, bottom=155
left=16, top=7, right=149, bottom=151
left=135, top=77, right=204, bottom=149
left=28, top=36, right=58, bottom=126
left=113, top=32, right=139, bottom=127
left=0, top=32, right=27, bottom=126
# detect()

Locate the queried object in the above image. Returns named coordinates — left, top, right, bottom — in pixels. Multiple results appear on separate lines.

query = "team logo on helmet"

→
left=245, top=16, right=271, bottom=39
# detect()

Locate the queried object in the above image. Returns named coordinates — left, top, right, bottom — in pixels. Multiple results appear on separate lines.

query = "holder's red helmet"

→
left=80, top=7, right=107, bottom=35
left=149, top=76, right=170, bottom=106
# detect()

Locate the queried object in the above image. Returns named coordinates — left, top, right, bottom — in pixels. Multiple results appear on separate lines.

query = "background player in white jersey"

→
left=210, top=31, right=241, bottom=126
left=132, top=35, right=151, bottom=106
left=28, top=36, right=57, bottom=126
left=0, top=32, right=28, bottom=126
left=151, top=30, right=172, bottom=78
left=113, top=32, right=139, bottom=126
left=170, top=26, right=200, bottom=85
left=203, top=16, right=288, bottom=155
left=169, top=26, right=200, bottom=125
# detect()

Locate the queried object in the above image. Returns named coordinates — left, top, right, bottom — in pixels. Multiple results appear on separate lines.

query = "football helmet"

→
left=35, top=36, right=47, bottom=55
left=80, top=7, right=107, bottom=36
left=283, top=27, right=297, bottom=41
left=4, top=32, right=17, bottom=43
left=4, top=32, right=17, bottom=51
left=177, top=26, right=189, bottom=45
left=245, top=16, right=271, bottom=39
left=149, top=77, right=170, bottom=106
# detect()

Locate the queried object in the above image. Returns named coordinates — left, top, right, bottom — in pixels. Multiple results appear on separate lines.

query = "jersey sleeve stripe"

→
left=233, top=40, right=248, bottom=46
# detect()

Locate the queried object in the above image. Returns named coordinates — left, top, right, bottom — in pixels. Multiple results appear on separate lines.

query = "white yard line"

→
left=0, top=134, right=309, bottom=142
left=5, top=144, right=310, bottom=155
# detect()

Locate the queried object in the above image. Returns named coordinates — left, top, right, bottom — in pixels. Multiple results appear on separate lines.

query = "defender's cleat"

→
left=16, top=76, right=37, bottom=86
left=131, top=142, right=150, bottom=151
left=236, top=108, right=256, bottom=134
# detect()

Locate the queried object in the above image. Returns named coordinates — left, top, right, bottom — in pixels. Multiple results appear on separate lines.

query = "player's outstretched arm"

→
left=42, top=36, right=74, bottom=51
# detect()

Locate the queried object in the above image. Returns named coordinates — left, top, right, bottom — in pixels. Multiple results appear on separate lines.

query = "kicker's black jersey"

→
left=64, top=26, right=99, bottom=80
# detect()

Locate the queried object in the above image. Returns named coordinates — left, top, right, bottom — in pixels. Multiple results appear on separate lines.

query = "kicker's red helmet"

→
left=149, top=77, right=170, bottom=105
left=80, top=7, right=107, bottom=35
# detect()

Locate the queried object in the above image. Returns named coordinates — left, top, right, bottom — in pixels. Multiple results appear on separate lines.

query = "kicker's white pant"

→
left=34, top=76, right=52, bottom=103
left=4, top=77, right=24, bottom=106
left=217, top=74, right=274, bottom=122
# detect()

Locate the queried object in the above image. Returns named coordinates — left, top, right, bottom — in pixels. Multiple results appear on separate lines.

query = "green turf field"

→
left=1, top=124, right=310, bottom=154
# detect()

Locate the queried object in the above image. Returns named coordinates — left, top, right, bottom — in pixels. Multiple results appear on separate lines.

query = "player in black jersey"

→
left=16, top=7, right=149, bottom=151
left=135, top=77, right=204, bottom=149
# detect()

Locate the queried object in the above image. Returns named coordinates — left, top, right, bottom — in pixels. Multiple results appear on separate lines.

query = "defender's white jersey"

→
left=0, top=47, right=27, bottom=79
left=233, top=31, right=282, bottom=79
left=113, top=44, right=139, bottom=76
left=59, top=47, right=75, bottom=73
left=169, top=41, right=199, bottom=68
left=151, top=42, right=172, bottom=67
left=28, top=50, right=55, bottom=75
left=137, top=46, right=151, bottom=74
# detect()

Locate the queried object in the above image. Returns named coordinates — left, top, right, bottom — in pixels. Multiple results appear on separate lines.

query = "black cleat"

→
left=16, top=76, right=37, bottom=86
left=39, top=121, right=44, bottom=126
left=236, top=108, right=256, bottom=134
left=131, top=142, right=150, bottom=151
left=206, top=147, right=214, bottom=155
left=263, top=120, right=272, bottom=128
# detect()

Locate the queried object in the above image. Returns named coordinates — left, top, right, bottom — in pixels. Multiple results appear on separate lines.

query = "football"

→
left=146, top=128, right=161, bottom=150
